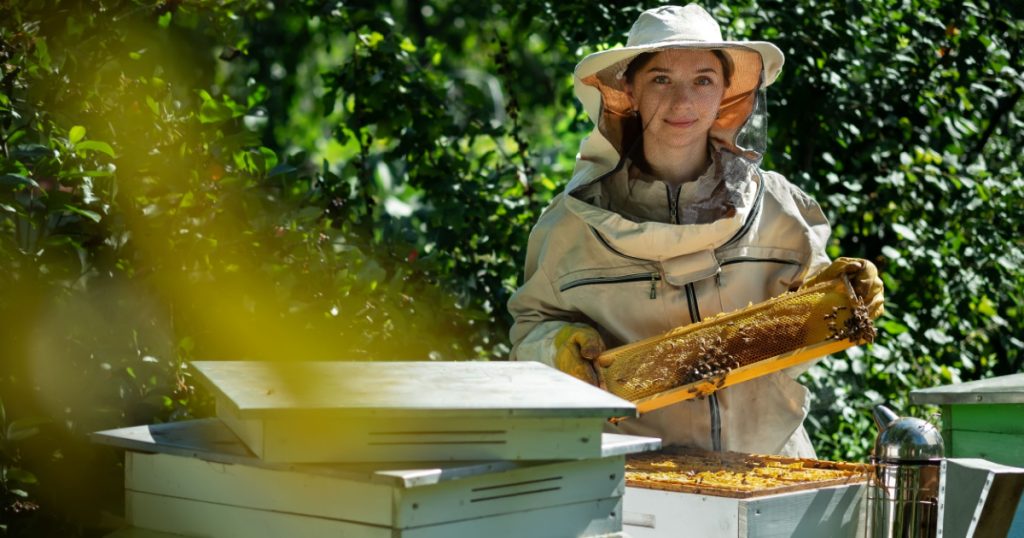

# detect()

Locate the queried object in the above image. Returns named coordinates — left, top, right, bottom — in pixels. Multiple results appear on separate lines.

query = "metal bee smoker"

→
left=866, top=404, right=944, bottom=537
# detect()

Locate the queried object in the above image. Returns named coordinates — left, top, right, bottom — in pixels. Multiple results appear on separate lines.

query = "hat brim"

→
left=575, top=40, right=785, bottom=88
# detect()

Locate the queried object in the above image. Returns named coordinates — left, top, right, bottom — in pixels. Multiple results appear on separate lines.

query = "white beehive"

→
left=93, top=418, right=660, bottom=538
left=622, top=483, right=866, bottom=537
left=192, top=360, right=636, bottom=462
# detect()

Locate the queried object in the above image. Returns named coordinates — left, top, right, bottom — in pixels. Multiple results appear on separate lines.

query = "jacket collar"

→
left=563, top=153, right=764, bottom=285
left=566, top=152, right=760, bottom=249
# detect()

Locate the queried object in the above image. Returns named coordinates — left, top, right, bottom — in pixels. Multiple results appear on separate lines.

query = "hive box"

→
left=622, top=483, right=866, bottom=537
left=93, top=419, right=660, bottom=538
left=910, top=373, right=1024, bottom=467
left=192, top=360, right=636, bottom=462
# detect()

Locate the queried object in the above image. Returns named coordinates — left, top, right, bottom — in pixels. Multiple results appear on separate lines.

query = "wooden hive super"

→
left=93, top=419, right=661, bottom=538
left=621, top=449, right=870, bottom=538
left=192, top=360, right=636, bottom=462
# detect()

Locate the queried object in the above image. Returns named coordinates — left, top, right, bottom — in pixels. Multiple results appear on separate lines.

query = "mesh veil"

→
left=581, top=45, right=771, bottom=170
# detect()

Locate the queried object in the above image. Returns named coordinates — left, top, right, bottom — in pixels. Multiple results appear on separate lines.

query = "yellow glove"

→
left=552, top=325, right=607, bottom=385
left=801, top=257, right=884, bottom=319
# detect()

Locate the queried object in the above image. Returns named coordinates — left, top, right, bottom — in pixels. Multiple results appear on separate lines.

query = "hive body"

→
left=621, top=449, right=870, bottom=538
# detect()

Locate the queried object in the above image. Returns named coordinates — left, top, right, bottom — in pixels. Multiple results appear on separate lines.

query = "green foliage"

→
left=0, top=397, right=48, bottom=531
left=0, top=0, right=1021, bottom=534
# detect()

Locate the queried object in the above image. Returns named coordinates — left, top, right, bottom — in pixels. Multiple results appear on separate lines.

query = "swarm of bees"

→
left=824, top=303, right=877, bottom=343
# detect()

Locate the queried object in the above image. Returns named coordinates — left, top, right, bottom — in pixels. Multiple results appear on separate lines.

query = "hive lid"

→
left=90, top=418, right=662, bottom=488
left=909, top=373, right=1024, bottom=405
left=190, top=360, right=636, bottom=419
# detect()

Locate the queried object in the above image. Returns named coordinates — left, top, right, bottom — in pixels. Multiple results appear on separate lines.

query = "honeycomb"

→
left=599, top=277, right=876, bottom=403
left=625, top=448, right=870, bottom=498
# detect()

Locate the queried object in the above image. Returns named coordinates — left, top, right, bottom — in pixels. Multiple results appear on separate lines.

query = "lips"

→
left=664, top=118, right=698, bottom=128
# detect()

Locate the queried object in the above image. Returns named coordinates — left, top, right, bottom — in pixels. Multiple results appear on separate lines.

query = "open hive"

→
left=625, top=449, right=870, bottom=499
left=598, top=276, right=876, bottom=413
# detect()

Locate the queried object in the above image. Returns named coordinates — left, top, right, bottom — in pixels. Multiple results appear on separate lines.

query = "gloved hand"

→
left=552, top=324, right=607, bottom=385
left=800, top=257, right=884, bottom=319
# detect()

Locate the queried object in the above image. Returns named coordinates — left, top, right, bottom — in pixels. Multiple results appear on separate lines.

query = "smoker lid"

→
left=872, top=416, right=945, bottom=462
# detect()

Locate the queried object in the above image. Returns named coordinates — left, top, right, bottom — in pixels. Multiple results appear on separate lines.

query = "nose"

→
left=668, top=85, right=695, bottom=110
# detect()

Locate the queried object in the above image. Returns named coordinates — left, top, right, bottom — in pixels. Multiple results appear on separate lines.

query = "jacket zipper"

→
left=685, top=282, right=701, bottom=324
left=719, top=257, right=801, bottom=267
left=717, top=257, right=801, bottom=287
left=686, top=282, right=722, bottom=452
left=666, top=183, right=682, bottom=224
left=559, top=272, right=662, bottom=298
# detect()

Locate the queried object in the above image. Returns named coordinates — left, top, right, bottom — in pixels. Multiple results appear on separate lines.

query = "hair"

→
left=623, top=49, right=734, bottom=87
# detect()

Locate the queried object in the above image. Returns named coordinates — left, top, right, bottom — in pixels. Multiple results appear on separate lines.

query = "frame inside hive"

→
left=625, top=448, right=870, bottom=499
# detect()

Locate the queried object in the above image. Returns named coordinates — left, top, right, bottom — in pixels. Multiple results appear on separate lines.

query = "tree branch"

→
left=968, top=87, right=1023, bottom=161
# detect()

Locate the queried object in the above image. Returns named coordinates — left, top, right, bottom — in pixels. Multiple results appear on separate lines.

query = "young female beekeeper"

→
left=507, top=4, right=883, bottom=457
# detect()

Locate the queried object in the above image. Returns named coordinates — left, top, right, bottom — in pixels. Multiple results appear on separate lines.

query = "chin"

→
left=661, top=136, right=705, bottom=149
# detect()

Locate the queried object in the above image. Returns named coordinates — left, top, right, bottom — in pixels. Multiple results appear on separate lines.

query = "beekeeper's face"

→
left=624, top=49, right=726, bottom=151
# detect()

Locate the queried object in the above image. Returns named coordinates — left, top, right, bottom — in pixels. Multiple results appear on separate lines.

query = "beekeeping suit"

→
left=507, top=5, right=834, bottom=457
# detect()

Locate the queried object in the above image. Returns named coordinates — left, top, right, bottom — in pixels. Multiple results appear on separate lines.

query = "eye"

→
left=695, top=76, right=715, bottom=86
left=652, top=75, right=671, bottom=84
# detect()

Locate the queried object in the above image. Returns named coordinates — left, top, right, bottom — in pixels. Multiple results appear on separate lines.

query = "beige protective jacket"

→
left=507, top=149, right=832, bottom=457
left=508, top=22, right=833, bottom=456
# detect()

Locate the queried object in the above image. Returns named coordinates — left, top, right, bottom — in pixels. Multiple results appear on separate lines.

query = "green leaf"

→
left=0, top=174, right=40, bottom=190
left=35, top=37, right=51, bottom=70
left=6, top=417, right=50, bottom=442
left=268, top=164, right=298, bottom=177
left=977, top=296, right=998, bottom=318
left=6, top=468, right=38, bottom=485
left=199, top=90, right=235, bottom=123
left=891, top=223, right=918, bottom=242
left=881, top=245, right=901, bottom=260
left=12, top=144, right=51, bottom=160
left=258, top=147, right=279, bottom=172
left=879, top=319, right=909, bottom=335
left=69, top=125, right=86, bottom=145
left=924, top=328, right=954, bottom=345
left=76, top=140, right=116, bottom=158
left=63, top=204, right=101, bottom=223
left=295, top=206, right=324, bottom=223
left=362, top=31, right=385, bottom=48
